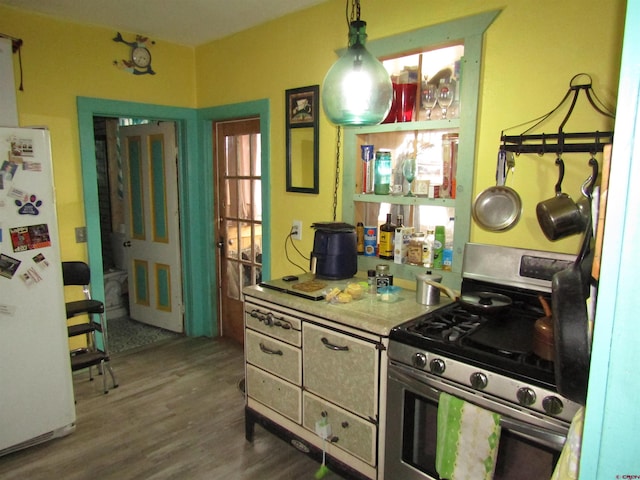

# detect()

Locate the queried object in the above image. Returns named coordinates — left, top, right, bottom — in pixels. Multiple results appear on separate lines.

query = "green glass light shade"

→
left=322, top=21, right=393, bottom=126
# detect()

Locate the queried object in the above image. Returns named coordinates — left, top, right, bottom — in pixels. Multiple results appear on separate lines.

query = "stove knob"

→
left=542, top=396, right=564, bottom=415
left=470, top=372, right=488, bottom=390
left=429, top=358, right=446, bottom=375
left=412, top=353, right=427, bottom=369
left=517, top=387, right=537, bottom=406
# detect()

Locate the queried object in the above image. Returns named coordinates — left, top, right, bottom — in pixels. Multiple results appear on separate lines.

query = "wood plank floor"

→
left=0, top=337, right=346, bottom=480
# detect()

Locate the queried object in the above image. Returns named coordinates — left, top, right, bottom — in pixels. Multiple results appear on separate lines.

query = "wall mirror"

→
left=286, top=85, right=319, bottom=193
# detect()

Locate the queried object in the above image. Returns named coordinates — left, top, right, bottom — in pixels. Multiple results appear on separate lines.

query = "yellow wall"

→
left=1, top=0, right=626, bottom=282
left=197, top=0, right=625, bottom=279
left=0, top=5, right=196, bottom=261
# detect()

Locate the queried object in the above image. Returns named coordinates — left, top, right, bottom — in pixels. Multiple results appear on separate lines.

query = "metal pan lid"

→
left=472, top=186, right=522, bottom=231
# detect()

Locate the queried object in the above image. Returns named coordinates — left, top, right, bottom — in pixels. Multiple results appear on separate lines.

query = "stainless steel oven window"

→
left=385, top=364, right=564, bottom=480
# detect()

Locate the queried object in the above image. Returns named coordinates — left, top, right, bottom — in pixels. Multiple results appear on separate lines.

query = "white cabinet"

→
left=244, top=298, right=385, bottom=480
left=302, top=322, right=378, bottom=419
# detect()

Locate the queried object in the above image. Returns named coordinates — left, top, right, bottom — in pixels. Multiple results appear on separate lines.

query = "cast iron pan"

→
left=551, top=210, right=593, bottom=405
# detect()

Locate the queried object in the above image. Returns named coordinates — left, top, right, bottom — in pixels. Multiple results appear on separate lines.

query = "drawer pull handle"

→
left=259, top=342, right=283, bottom=356
left=321, top=337, right=349, bottom=352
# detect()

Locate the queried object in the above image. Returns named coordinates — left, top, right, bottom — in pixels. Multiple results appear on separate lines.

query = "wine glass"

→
left=438, top=80, right=455, bottom=119
left=402, top=157, right=417, bottom=197
left=421, top=83, right=438, bottom=120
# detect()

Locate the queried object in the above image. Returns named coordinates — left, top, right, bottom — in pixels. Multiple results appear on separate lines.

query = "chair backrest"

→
left=62, top=261, right=92, bottom=287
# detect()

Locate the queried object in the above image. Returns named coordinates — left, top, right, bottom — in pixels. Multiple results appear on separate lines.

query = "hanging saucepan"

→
left=536, top=155, right=598, bottom=241
left=472, top=150, right=522, bottom=232
left=459, top=291, right=513, bottom=314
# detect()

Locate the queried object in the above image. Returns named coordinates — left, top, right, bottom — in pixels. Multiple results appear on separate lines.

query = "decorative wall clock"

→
left=113, top=32, right=156, bottom=75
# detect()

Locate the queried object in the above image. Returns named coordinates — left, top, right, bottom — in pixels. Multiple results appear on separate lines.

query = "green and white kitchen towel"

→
left=435, top=392, right=502, bottom=480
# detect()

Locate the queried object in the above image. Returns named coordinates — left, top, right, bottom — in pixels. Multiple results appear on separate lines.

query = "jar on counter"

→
left=407, top=232, right=425, bottom=265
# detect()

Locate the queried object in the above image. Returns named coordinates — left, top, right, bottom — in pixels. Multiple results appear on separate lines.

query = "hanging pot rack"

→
left=500, top=73, right=615, bottom=155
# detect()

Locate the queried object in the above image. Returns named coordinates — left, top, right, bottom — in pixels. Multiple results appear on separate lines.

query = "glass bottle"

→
left=433, top=225, right=446, bottom=269
left=379, top=213, right=395, bottom=260
left=356, top=222, right=365, bottom=255
left=374, top=149, right=392, bottom=195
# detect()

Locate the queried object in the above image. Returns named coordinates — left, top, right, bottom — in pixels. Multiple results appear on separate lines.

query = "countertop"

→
left=243, top=274, right=452, bottom=337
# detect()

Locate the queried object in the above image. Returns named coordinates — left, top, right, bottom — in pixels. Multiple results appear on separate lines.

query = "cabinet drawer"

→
left=244, top=304, right=301, bottom=346
left=303, top=323, right=378, bottom=419
left=246, top=329, right=301, bottom=385
left=246, top=364, right=301, bottom=424
left=303, top=392, right=376, bottom=466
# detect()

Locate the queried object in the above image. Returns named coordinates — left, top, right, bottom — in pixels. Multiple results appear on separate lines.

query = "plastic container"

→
left=433, top=226, right=445, bottom=269
left=378, top=285, right=401, bottom=303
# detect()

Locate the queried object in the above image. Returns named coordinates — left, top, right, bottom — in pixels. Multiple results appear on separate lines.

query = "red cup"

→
left=395, top=82, right=417, bottom=122
left=382, top=87, right=399, bottom=123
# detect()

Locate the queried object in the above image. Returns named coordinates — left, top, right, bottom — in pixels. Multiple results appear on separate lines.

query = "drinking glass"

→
left=438, top=80, right=455, bottom=119
left=402, top=157, right=416, bottom=197
left=421, top=83, right=438, bottom=120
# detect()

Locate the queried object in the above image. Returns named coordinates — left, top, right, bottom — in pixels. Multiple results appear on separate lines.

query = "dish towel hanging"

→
left=550, top=406, right=585, bottom=480
left=435, top=392, right=502, bottom=480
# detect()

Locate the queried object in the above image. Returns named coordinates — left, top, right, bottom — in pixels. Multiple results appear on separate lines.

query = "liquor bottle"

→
left=356, top=222, right=365, bottom=255
left=379, top=213, right=396, bottom=260
left=433, top=225, right=446, bottom=269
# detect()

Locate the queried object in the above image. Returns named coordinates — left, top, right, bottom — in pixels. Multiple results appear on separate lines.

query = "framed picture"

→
left=286, top=85, right=319, bottom=194
left=286, top=85, right=318, bottom=127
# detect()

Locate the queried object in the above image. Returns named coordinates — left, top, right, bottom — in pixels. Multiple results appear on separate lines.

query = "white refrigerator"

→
left=0, top=126, right=76, bottom=456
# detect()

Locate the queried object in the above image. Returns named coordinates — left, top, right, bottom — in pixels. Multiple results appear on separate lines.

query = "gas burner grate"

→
left=409, top=306, right=486, bottom=343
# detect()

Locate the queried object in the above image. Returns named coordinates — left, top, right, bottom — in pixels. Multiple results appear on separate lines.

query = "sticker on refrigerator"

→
left=10, top=224, right=51, bottom=252
left=0, top=304, right=17, bottom=317
left=15, top=194, right=43, bottom=216
left=33, top=252, right=50, bottom=269
left=20, top=267, right=42, bottom=286
left=10, top=137, right=34, bottom=158
left=1, top=160, right=18, bottom=184
left=0, top=253, right=21, bottom=279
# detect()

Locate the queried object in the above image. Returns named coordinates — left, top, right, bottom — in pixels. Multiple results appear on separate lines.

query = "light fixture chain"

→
left=332, top=126, right=342, bottom=222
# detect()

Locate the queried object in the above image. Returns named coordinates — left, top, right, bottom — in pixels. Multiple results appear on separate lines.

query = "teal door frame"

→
left=77, top=97, right=270, bottom=337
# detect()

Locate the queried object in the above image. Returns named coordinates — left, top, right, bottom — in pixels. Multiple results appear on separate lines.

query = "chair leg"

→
left=106, top=362, right=118, bottom=389
left=100, top=359, right=108, bottom=394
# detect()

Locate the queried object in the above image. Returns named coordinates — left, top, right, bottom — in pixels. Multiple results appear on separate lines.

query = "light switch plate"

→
left=75, top=226, right=87, bottom=243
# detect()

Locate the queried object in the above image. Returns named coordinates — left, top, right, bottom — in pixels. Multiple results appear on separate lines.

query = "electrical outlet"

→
left=291, top=220, right=302, bottom=241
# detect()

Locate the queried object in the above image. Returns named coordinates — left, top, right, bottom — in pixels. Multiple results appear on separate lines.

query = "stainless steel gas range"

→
left=385, top=243, right=584, bottom=480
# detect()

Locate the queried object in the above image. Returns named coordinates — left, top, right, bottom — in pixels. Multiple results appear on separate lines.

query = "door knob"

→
left=123, top=240, right=132, bottom=247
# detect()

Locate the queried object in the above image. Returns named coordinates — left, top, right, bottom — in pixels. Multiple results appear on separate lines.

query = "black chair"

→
left=63, top=261, right=118, bottom=394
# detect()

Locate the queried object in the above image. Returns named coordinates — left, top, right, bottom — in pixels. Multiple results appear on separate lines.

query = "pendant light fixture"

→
left=321, top=0, right=393, bottom=126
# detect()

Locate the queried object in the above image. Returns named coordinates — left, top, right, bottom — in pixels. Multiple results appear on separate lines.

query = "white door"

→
left=120, top=122, right=183, bottom=332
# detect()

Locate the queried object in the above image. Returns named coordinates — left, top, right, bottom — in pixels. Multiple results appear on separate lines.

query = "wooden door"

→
left=214, top=118, right=262, bottom=344
left=120, top=122, right=184, bottom=332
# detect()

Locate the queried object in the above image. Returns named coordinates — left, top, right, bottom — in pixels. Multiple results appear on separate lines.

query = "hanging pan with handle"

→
left=551, top=190, right=594, bottom=405
left=472, top=150, right=523, bottom=231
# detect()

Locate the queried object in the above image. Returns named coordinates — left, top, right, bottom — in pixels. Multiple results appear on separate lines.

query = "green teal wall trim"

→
left=77, top=96, right=270, bottom=338
left=77, top=97, right=206, bottom=337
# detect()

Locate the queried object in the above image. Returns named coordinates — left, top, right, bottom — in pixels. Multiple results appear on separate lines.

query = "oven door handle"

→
left=389, top=364, right=567, bottom=451
left=499, top=417, right=566, bottom=451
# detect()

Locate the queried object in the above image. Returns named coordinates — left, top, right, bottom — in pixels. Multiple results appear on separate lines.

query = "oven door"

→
left=385, top=362, right=566, bottom=480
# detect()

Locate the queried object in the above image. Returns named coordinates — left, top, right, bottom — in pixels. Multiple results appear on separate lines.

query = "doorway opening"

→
left=93, top=116, right=182, bottom=353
